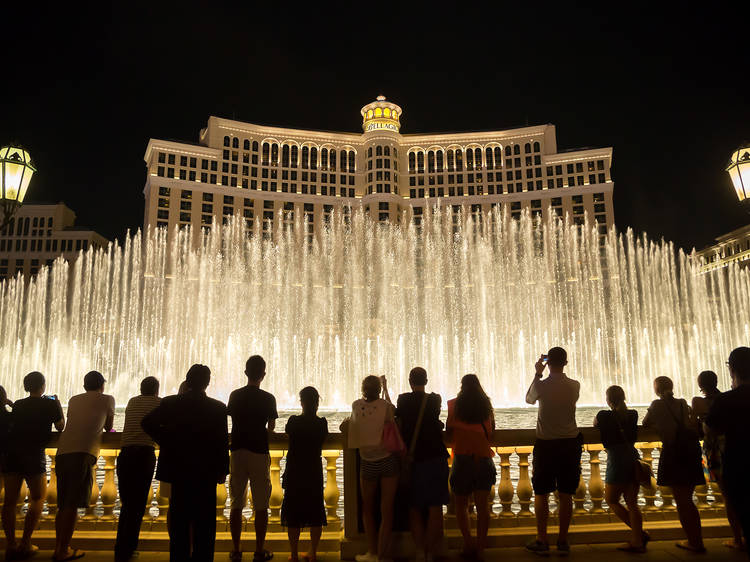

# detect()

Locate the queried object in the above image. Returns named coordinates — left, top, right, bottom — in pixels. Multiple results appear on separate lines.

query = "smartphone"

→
left=542, top=355, right=548, bottom=364
left=43, top=395, right=56, bottom=400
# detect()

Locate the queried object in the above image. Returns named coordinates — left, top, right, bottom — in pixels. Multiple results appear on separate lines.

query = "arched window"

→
left=384, top=146, right=390, bottom=156
left=505, top=146, right=512, bottom=156
left=282, top=145, right=290, bottom=167
left=290, top=145, right=298, bottom=167
left=368, top=147, right=372, bottom=158
left=393, top=147, right=398, bottom=158
left=271, top=144, right=279, bottom=164
left=447, top=149, right=455, bottom=171
left=252, top=141, right=259, bottom=152
left=474, top=148, right=482, bottom=168
left=348, top=151, right=355, bottom=172
left=417, top=152, right=424, bottom=172
left=436, top=151, right=444, bottom=172
left=428, top=151, right=435, bottom=173
left=301, top=146, right=309, bottom=169
left=486, top=147, right=494, bottom=169
left=330, top=150, right=337, bottom=171
left=340, top=150, right=348, bottom=172
left=262, top=142, right=270, bottom=164
left=408, top=152, right=416, bottom=173
left=524, top=143, right=531, bottom=153
left=376, top=146, right=383, bottom=156
left=321, top=148, right=328, bottom=169
left=533, top=141, right=541, bottom=152
left=466, top=148, right=474, bottom=169
left=455, top=149, right=463, bottom=171
left=494, top=147, right=502, bottom=166
left=244, top=139, right=250, bottom=150
left=232, top=137, right=239, bottom=149
left=513, top=145, right=520, bottom=155
left=224, top=136, right=230, bottom=147
left=310, top=147, right=318, bottom=169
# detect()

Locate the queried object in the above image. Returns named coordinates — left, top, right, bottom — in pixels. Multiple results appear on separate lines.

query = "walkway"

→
left=20, top=538, right=748, bottom=561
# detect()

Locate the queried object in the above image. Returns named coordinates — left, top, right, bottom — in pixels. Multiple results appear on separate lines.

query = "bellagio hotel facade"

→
left=142, top=96, right=614, bottom=241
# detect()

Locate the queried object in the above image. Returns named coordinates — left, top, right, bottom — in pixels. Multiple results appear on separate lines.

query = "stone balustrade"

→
left=1, top=428, right=729, bottom=547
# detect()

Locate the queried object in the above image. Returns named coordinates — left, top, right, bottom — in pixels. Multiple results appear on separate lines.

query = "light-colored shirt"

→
left=642, top=397, right=691, bottom=443
left=348, top=398, right=392, bottom=461
left=526, top=373, right=580, bottom=439
left=121, top=395, right=161, bottom=448
left=56, top=391, right=115, bottom=457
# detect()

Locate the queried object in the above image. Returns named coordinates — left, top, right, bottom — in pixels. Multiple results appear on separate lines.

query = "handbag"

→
left=400, top=393, right=429, bottom=484
left=382, top=419, right=406, bottom=454
left=612, top=410, right=653, bottom=485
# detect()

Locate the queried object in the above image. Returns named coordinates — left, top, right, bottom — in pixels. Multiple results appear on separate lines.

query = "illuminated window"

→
left=384, top=108, right=391, bottom=117
left=367, top=110, right=373, bottom=119
left=375, top=108, right=382, bottom=117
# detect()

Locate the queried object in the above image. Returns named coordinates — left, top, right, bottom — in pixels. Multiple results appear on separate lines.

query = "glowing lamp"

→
left=726, top=145, right=750, bottom=202
left=0, top=145, right=35, bottom=230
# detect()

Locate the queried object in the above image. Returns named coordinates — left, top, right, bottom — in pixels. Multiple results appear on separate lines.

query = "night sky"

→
left=3, top=4, right=749, bottom=252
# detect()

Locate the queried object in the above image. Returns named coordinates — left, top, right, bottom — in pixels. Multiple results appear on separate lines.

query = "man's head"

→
left=409, top=367, right=427, bottom=389
left=83, top=371, right=106, bottom=392
left=728, top=346, right=750, bottom=387
left=23, top=371, right=46, bottom=395
left=140, top=376, right=160, bottom=397
left=185, top=364, right=211, bottom=392
left=245, top=355, right=266, bottom=384
left=546, top=347, right=568, bottom=371
left=697, top=370, right=718, bottom=393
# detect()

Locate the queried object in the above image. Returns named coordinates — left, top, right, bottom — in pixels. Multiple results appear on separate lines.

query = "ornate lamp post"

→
left=726, top=144, right=750, bottom=204
left=0, top=145, right=36, bottom=231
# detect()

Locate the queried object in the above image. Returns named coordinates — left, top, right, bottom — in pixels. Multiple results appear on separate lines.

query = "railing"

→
left=0, top=428, right=729, bottom=543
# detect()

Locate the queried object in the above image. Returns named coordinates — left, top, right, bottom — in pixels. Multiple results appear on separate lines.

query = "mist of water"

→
left=0, top=208, right=746, bottom=408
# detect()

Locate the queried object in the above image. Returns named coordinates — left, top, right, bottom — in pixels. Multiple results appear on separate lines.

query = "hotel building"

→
left=0, top=203, right=109, bottom=279
left=695, top=224, right=750, bottom=272
left=142, top=96, right=614, bottom=242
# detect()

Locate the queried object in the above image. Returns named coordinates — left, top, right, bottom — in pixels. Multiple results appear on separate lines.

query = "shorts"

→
left=229, top=449, right=271, bottom=511
left=449, top=455, right=496, bottom=496
left=410, top=457, right=450, bottom=507
left=5, top=450, right=47, bottom=477
left=56, top=452, right=96, bottom=509
left=532, top=434, right=583, bottom=495
left=360, top=454, right=399, bottom=481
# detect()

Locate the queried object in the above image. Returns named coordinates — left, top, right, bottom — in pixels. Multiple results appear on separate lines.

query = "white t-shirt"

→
left=56, top=391, right=115, bottom=457
left=525, top=374, right=580, bottom=440
left=348, top=398, right=392, bottom=461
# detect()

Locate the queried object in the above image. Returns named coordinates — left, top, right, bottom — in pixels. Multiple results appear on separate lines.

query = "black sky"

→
left=2, top=3, right=749, bottom=252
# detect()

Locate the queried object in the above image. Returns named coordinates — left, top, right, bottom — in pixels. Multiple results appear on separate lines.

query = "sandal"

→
left=53, top=549, right=86, bottom=562
left=675, top=541, right=706, bottom=553
left=16, top=545, right=40, bottom=559
left=723, top=540, right=745, bottom=551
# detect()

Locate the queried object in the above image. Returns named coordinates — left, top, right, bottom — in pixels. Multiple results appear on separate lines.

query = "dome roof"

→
left=360, top=95, right=402, bottom=133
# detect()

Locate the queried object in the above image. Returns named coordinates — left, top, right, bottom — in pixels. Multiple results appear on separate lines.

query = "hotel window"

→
left=547, top=179, right=554, bottom=189
left=533, top=142, right=540, bottom=152
left=203, top=193, right=213, bottom=202
left=524, top=143, right=531, bottom=154
left=157, top=167, right=165, bottom=176
left=513, top=145, right=520, bottom=155
left=158, top=153, right=165, bottom=164
left=159, top=186, right=170, bottom=196
left=168, top=154, right=175, bottom=165
left=455, top=149, right=463, bottom=171
left=593, top=193, right=604, bottom=202
left=466, top=150, right=473, bottom=170
left=158, top=198, right=169, bottom=208
left=576, top=162, right=583, bottom=173
left=598, top=173, right=606, bottom=183
left=180, top=156, right=187, bottom=166
left=282, top=145, right=289, bottom=167
left=167, top=168, right=174, bottom=178
left=180, top=201, right=191, bottom=210
left=179, top=170, right=187, bottom=180
left=157, top=210, right=169, bottom=220
left=597, top=160, right=604, bottom=170
left=589, top=174, right=596, bottom=184
left=594, top=203, right=606, bottom=213
left=202, top=203, right=213, bottom=213
left=244, top=139, right=250, bottom=150
left=182, top=190, right=192, bottom=199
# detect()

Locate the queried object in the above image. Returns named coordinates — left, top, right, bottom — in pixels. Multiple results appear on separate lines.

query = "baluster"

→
left=45, top=450, right=57, bottom=518
left=100, top=450, right=117, bottom=521
left=516, top=447, right=533, bottom=517
left=588, top=446, right=605, bottom=513
left=83, top=457, right=100, bottom=521
left=708, top=478, right=724, bottom=507
left=497, top=448, right=514, bottom=518
left=488, top=453, right=497, bottom=518
left=323, top=450, right=341, bottom=529
left=446, top=450, right=455, bottom=517
left=16, top=480, right=28, bottom=518
left=216, top=477, right=228, bottom=522
left=269, top=450, right=283, bottom=523
left=655, top=445, right=676, bottom=513
left=156, top=481, right=169, bottom=522
left=639, top=444, right=658, bottom=512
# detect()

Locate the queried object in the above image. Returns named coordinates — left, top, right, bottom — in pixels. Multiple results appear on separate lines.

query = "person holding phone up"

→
left=524, top=347, right=582, bottom=557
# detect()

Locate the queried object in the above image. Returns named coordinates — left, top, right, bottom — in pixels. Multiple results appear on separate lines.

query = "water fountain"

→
left=0, top=208, right=746, bottom=408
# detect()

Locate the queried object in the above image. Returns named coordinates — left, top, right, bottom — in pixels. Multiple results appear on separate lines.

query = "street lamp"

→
left=0, top=145, right=36, bottom=231
left=726, top=144, right=750, bottom=203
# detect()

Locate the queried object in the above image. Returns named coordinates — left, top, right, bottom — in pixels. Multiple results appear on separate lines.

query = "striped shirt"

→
left=121, top=395, right=162, bottom=448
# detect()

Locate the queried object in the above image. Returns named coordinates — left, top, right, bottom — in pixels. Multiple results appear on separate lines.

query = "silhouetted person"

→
left=396, top=367, right=449, bottom=562
left=693, top=370, right=744, bottom=551
left=142, top=364, right=229, bottom=562
left=347, top=375, right=397, bottom=562
left=114, top=376, right=162, bottom=562
left=446, top=374, right=496, bottom=561
left=524, top=347, right=581, bottom=556
left=3, top=372, right=64, bottom=560
left=707, top=347, right=750, bottom=558
left=594, top=385, right=646, bottom=552
left=643, top=376, right=705, bottom=553
left=281, top=387, right=328, bottom=562
left=54, top=370, right=115, bottom=561
left=227, top=355, right=278, bottom=562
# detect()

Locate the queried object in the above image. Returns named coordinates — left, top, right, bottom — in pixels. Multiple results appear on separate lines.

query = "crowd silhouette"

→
left=0, top=346, right=748, bottom=561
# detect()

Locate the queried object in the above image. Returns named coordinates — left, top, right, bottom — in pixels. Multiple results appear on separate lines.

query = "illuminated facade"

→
left=0, top=203, right=108, bottom=279
left=142, top=96, right=614, bottom=241
left=695, top=224, right=750, bottom=272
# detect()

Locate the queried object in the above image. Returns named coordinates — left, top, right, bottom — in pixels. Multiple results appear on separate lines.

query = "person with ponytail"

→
left=643, top=376, right=705, bottom=553
left=281, top=386, right=328, bottom=562
left=594, top=385, right=646, bottom=552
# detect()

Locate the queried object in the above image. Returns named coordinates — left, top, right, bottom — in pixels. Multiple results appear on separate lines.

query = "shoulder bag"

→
left=612, top=411, right=653, bottom=486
